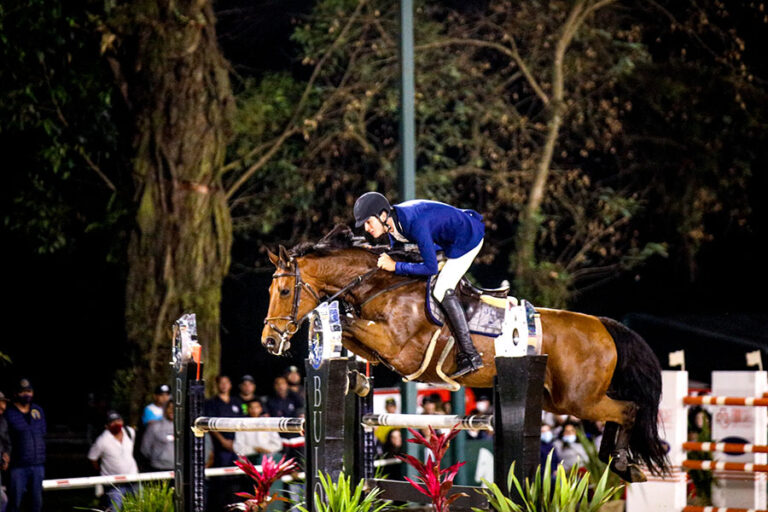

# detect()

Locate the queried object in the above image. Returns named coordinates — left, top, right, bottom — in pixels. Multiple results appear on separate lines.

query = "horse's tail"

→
left=599, top=316, right=670, bottom=475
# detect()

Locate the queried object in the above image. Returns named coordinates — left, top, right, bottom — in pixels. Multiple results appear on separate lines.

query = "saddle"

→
left=425, top=276, right=510, bottom=337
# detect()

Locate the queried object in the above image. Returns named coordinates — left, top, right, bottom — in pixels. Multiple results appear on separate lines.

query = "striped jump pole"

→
left=361, top=413, right=493, bottom=431
left=683, top=507, right=768, bottom=512
left=191, top=416, right=305, bottom=436
left=684, top=442, right=768, bottom=454
left=683, top=396, right=768, bottom=407
left=682, top=460, right=768, bottom=473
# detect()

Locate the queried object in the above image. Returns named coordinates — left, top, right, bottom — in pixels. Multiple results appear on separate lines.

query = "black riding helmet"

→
left=354, top=192, right=392, bottom=227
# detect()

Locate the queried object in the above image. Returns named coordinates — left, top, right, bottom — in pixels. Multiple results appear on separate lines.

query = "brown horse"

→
left=261, top=226, right=667, bottom=482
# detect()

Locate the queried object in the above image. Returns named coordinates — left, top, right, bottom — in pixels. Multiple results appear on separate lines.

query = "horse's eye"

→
left=280, top=288, right=291, bottom=297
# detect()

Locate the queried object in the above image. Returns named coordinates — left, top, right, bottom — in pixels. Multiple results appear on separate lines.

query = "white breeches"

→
left=432, top=239, right=484, bottom=302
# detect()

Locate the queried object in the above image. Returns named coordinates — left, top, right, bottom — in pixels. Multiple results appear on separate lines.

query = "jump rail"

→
left=192, top=417, right=305, bottom=435
left=683, top=396, right=768, bottom=406
left=683, top=507, right=768, bottom=512
left=682, top=460, right=768, bottom=473
left=361, top=413, right=494, bottom=431
left=683, top=442, right=768, bottom=454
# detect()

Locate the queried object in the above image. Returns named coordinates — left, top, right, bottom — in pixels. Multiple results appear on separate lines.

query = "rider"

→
left=353, top=192, right=485, bottom=378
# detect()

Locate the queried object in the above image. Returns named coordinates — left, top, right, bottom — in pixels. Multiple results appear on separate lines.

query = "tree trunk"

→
left=514, top=0, right=610, bottom=295
left=112, top=0, right=234, bottom=419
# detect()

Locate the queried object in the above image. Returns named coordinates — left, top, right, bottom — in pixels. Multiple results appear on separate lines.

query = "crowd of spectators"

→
left=0, top=371, right=609, bottom=512
left=0, top=366, right=305, bottom=512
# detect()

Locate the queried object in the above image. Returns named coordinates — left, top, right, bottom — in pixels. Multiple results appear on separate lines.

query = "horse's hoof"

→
left=628, top=464, right=647, bottom=483
left=611, top=454, right=629, bottom=473
left=609, top=460, right=647, bottom=483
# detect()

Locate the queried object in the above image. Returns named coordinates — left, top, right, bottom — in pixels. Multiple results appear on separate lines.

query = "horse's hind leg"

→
left=574, top=395, right=646, bottom=483
left=598, top=422, right=619, bottom=464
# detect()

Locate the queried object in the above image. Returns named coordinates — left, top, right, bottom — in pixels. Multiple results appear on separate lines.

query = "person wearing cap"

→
left=353, top=192, right=485, bottom=379
left=87, top=411, right=138, bottom=510
left=237, top=375, right=258, bottom=415
left=142, top=384, right=171, bottom=425
left=0, top=391, right=11, bottom=512
left=140, top=401, right=174, bottom=470
left=5, top=379, right=46, bottom=512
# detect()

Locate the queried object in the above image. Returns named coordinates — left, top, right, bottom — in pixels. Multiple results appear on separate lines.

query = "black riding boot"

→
left=441, top=289, right=484, bottom=379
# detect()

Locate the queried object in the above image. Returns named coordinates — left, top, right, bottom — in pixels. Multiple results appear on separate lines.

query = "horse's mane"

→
left=290, top=224, right=422, bottom=263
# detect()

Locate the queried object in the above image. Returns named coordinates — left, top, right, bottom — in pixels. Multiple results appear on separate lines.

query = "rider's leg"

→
left=433, top=240, right=484, bottom=378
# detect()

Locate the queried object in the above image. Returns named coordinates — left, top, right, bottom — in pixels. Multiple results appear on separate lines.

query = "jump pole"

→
left=626, top=370, right=768, bottom=512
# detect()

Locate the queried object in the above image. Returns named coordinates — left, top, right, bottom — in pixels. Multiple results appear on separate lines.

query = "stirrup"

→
left=450, top=353, right=484, bottom=379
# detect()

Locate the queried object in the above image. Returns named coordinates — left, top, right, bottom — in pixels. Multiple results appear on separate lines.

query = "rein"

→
left=264, top=258, right=421, bottom=353
left=264, top=264, right=377, bottom=352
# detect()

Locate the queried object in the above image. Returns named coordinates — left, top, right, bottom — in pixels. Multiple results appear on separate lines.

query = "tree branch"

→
left=225, top=0, right=368, bottom=199
left=415, top=38, right=550, bottom=105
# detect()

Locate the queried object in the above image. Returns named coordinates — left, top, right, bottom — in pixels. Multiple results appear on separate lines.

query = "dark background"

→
left=1, top=0, right=767, bottom=481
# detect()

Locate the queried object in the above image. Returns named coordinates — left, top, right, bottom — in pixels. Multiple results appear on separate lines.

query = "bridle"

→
left=263, top=261, right=321, bottom=354
left=263, top=258, right=377, bottom=354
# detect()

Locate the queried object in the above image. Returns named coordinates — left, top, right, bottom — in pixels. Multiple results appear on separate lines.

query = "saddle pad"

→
left=425, top=277, right=505, bottom=338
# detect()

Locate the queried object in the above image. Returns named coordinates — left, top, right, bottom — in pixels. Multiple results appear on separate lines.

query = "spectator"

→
left=421, top=396, right=437, bottom=415
left=140, top=401, right=174, bottom=470
left=266, top=376, right=303, bottom=418
left=237, top=375, right=257, bottom=415
left=540, top=423, right=562, bottom=473
left=87, top=411, right=138, bottom=511
left=553, top=422, right=588, bottom=472
left=474, top=395, right=491, bottom=414
left=204, top=375, right=242, bottom=512
left=5, top=379, right=46, bottom=512
left=204, top=375, right=242, bottom=467
left=374, top=398, right=398, bottom=444
left=284, top=366, right=304, bottom=397
left=380, top=429, right=404, bottom=480
left=0, top=391, right=11, bottom=512
left=142, top=385, right=171, bottom=425
left=233, top=401, right=283, bottom=461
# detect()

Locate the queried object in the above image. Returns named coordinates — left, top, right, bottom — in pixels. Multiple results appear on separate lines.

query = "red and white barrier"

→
left=42, top=458, right=400, bottom=491
left=627, top=370, right=768, bottom=512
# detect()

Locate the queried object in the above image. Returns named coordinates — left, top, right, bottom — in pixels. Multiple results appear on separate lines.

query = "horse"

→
left=260, top=226, right=668, bottom=482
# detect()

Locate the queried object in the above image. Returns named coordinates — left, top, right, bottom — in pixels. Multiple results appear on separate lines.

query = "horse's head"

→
left=261, top=245, right=322, bottom=356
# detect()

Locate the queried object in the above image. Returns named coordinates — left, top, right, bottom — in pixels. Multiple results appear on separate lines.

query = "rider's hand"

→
left=377, top=253, right=396, bottom=272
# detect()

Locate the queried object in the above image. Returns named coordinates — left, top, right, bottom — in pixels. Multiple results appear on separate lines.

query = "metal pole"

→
left=398, top=0, right=415, bottom=201
left=398, top=0, right=418, bottom=478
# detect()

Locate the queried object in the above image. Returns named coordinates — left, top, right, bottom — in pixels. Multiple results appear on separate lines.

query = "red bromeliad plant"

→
left=396, top=426, right=467, bottom=512
left=234, top=454, right=299, bottom=511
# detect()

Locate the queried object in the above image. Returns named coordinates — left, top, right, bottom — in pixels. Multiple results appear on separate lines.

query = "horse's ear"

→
left=267, top=249, right=279, bottom=267
left=278, top=245, right=292, bottom=265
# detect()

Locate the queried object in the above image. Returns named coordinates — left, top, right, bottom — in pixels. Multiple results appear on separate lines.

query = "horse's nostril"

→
left=265, top=337, right=276, bottom=348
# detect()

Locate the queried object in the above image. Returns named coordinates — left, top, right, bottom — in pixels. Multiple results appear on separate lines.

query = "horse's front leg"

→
left=345, top=318, right=399, bottom=360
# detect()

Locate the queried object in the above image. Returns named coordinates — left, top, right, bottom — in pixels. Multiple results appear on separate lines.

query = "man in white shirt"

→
left=233, top=401, right=283, bottom=461
left=87, top=411, right=138, bottom=511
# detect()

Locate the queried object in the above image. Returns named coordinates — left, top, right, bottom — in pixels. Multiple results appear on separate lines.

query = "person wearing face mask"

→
left=553, top=421, right=588, bottom=472
left=5, top=379, right=46, bottom=512
left=539, top=423, right=562, bottom=472
left=87, top=411, right=138, bottom=511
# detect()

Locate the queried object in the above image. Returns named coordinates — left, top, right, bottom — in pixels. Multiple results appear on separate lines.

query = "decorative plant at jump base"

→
left=232, top=454, right=299, bottom=511
left=299, top=472, right=392, bottom=512
left=477, top=451, right=624, bottom=512
left=396, top=426, right=468, bottom=512
left=575, top=428, right=623, bottom=500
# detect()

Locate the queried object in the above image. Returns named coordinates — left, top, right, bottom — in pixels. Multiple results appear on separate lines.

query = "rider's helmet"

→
left=354, top=192, right=392, bottom=227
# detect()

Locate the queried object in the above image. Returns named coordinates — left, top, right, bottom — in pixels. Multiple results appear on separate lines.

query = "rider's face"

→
left=364, top=213, right=388, bottom=239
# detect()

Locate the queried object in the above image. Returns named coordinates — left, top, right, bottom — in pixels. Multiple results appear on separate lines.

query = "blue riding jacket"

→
left=389, top=200, right=484, bottom=277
